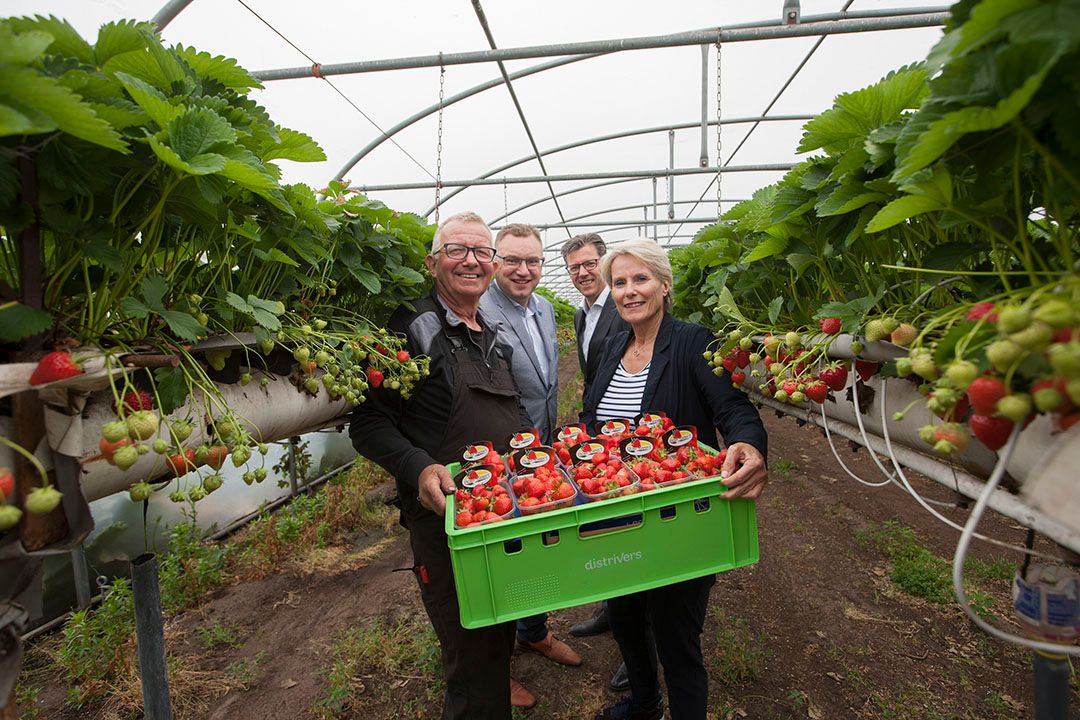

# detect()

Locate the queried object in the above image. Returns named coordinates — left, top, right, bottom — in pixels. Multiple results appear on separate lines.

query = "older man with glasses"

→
left=351, top=211, right=532, bottom=719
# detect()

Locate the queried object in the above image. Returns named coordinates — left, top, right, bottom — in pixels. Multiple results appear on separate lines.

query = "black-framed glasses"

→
left=567, top=258, right=599, bottom=274
left=500, top=256, right=545, bottom=269
left=437, top=243, right=497, bottom=263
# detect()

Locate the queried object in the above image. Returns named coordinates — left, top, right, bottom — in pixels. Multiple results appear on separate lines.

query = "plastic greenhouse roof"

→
left=10, top=0, right=947, bottom=301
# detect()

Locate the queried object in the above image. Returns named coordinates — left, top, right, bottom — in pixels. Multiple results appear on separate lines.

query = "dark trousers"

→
left=407, top=511, right=516, bottom=720
left=607, top=574, right=716, bottom=720
left=516, top=612, right=548, bottom=643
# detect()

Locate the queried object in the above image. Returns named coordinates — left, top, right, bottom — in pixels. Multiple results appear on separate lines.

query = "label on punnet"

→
left=454, top=464, right=497, bottom=490
left=619, top=435, right=658, bottom=461
left=557, top=424, right=589, bottom=444
left=460, top=441, right=493, bottom=464
left=510, top=446, right=555, bottom=472
left=663, top=425, right=698, bottom=450
left=506, top=428, right=541, bottom=450
left=634, top=412, right=667, bottom=430
left=568, top=439, right=608, bottom=465
left=599, top=419, right=633, bottom=437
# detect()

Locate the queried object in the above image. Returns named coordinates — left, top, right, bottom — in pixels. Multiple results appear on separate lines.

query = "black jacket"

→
left=349, top=292, right=528, bottom=493
left=574, top=294, right=630, bottom=399
left=581, top=314, right=767, bottom=457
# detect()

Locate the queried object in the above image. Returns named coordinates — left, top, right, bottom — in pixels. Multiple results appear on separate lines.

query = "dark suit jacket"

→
left=573, top=293, right=630, bottom=400
left=581, top=314, right=768, bottom=457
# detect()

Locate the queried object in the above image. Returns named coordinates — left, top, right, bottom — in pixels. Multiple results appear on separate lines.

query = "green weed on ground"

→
left=312, top=614, right=443, bottom=719
left=768, top=456, right=797, bottom=480
left=861, top=521, right=1016, bottom=608
left=706, top=607, right=768, bottom=685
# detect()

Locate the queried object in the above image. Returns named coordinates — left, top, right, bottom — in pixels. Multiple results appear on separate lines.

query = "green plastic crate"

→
left=445, top=466, right=758, bottom=628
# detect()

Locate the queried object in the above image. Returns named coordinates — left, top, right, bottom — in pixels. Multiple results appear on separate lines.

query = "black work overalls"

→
left=399, top=313, right=521, bottom=720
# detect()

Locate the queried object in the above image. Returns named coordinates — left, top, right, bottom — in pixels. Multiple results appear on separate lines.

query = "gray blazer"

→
left=480, top=283, right=559, bottom=443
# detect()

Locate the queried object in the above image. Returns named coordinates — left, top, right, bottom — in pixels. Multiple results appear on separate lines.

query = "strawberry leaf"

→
left=153, top=366, right=190, bottom=416
left=160, top=310, right=202, bottom=342
left=0, top=301, right=52, bottom=341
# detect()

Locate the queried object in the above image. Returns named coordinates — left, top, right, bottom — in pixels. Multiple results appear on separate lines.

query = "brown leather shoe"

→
left=510, top=678, right=536, bottom=709
left=517, top=631, right=583, bottom=667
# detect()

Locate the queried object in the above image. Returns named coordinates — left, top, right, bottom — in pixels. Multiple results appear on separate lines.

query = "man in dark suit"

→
left=560, top=232, right=631, bottom=689
left=562, top=233, right=630, bottom=401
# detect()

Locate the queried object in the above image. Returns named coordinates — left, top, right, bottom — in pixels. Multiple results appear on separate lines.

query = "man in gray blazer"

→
left=480, top=223, right=582, bottom=698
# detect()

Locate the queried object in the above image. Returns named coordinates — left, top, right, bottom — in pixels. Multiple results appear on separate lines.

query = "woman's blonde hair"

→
left=600, top=238, right=673, bottom=313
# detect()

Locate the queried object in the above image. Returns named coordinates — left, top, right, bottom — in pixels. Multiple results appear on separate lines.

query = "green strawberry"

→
left=126, top=410, right=159, bottom=441
left=864, top=318, right=894, bottom=343
left=152, top=439, right=168, bottom=454
left=986, top=340, right=1024, bottom=372
left=231, top=445, right=252, bottom=467
left=293, top=347, right=311, bottom=363
left=304, top=377, right=320, bottom=394
left=0, top=505, right=22, bottom=530
left=784, top=331, right=801, bottom=349
left=129, top=482, right=153, bottom=502
left=258, top=337, right=275, bottom=355
left=254, top=468, right=268, bottom=483
left=997, top=305, right=1030, bottom=334
left=170, top=419, right=194, bottom=443
left=911, top=353, right=939, bottom=381
left=1009, top=321, right=1053, bottom=351
left=240, top=372, right=252, bottom=386
left=895, top=357, right=913, bottom=378
left=206, top=349, right=230, bottom=372
left=25, top=485, right=62, bottom=514
left=242, top=471, right=255, bottom=485
left=1067, top=379, right=1080, bottom=405
left=1047, top=342, right=1080, bottom=379
left=849, top=340, right=863, bottom=355
left=1033, top=299, right=1075, bottom=329
left=136, top=444, right=149, bottom=455
left=996, top=394, right=1033, bottom=423
left=102, top=421, right=129, bottom=443
left=202, top=474, right=223, bottom=492
left=187, top=486, right=207, bottom=502
left=113, top=445, right=140, bottom=470
left=168, top=490, right=186, bottom=503
left=944, top=360, right=979, bottom=390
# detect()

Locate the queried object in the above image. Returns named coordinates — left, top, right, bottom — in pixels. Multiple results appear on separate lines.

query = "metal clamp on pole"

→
left=783, top=0, right=802, bottom=25
left=131, top=554, right=172, bottom=720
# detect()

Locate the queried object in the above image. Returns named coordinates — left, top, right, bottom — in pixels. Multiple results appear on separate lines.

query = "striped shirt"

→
left=595, top=362, right=651, bottom=422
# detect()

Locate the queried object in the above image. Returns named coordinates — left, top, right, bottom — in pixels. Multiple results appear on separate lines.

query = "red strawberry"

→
left=367, top=368, right=384, bottom=388
left=165, top=449, right=196, bottom=477
left=805, top=380, right=828, bottom=404
left=819, top=317, right=842, bottom=335
left=730, top=371, right=746, bottom=387
left=967, top=376, right=1007, bottom=415
left=0, top=468, right=13, bottom=500
left=1058, top=413, right=1080, bottom=431
left=117, top=389, right=154, bottom=413
left=820, top=364, right=848, bottom=392
left=966, top=302, right=998, bottom=322
left=855, top=360, right=879, bottom=382
left=29, top=351, right=82, bottom=385
left=396, top=350, right=411, bottom=363
left=204, top=445, right=229, bottom=470
left=722, top=355, right=737, bottom=372
left=969, top=414, right=1014, bottom=451
left=99, top=437, right=132, bottom=463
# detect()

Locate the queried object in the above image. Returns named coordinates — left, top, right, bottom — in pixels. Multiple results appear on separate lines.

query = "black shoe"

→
left=609, top=661, right=629, bottom=691
left=571, top=607, right=610, bottom=637
left=593, top=694, right=663, bottom=720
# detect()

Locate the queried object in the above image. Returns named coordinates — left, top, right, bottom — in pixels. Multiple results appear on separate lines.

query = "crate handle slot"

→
left=694, top=498, right=711, bottom=513
left=659, top=505, right=677, bottom=520
left=578, top=512, right=643, bottom=539
left=503, top=538, right=523, bottom=554
left=542, top=530, right=560, bottom=546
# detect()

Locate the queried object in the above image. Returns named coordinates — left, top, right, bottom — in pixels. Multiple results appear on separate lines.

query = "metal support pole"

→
left=287, top=436, right=300, bottom=496
left=131, top=554, right=172, bottom=720
left=667, top=131, right=676, bottom=220
left=652, top=178, right=658, bottom=243
left=70, top=545, right=91, bottom=610
left=1033, top=652, right=1070, bottom=720
left=700, top=45, right=709, bottom=167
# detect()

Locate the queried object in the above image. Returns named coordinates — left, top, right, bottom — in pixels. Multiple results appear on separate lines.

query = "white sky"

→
left=6, top=1, right=946, bottom=299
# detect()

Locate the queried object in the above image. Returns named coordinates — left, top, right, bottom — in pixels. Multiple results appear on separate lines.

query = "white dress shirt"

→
left=580, top=286, right=611, bottom=362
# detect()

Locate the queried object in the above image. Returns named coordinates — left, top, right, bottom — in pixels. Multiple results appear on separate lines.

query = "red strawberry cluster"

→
left=454, top=483, right=513, bottom=528
left=627, top=445, right=726, bottom=491
left=573, top=456, right=636, bottom=499
left=469, top=449, right=506, bottom=477
left=511, top=466, right=576, bottom=514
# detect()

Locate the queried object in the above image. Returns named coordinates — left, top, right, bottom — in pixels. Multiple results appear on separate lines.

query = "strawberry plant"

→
left=670, top=0, right=1080, bottom=458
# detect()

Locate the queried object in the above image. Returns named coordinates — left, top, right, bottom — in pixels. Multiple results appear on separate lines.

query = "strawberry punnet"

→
left=29, top=351, right=82, bottom=385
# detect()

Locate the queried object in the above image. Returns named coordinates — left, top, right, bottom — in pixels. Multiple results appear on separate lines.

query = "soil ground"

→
left=19, top=351, right=1080, bottom=720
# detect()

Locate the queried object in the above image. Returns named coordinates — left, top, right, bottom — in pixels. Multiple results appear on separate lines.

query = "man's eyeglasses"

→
left=500, top=256, right=544, bottom=269
left=436, top=243, right=497, bottom=263
left=566, top=258, right=599, bottom=274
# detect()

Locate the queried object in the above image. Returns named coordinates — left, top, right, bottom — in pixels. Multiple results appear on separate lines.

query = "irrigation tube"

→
left=250, top=11, right=948, bottom=81
left=753, top=394, right=1080, bottom=554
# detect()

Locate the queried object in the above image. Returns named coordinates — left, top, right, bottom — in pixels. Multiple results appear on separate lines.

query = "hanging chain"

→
left=434, top=55, right=446, bottom=225
left=715, top=30, right=723, bottom=218
left=503, top=177, right=509, bottom=220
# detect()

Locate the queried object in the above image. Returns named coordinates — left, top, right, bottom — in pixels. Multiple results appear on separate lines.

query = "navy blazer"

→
left=581, top=314, right=768, bottom=457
